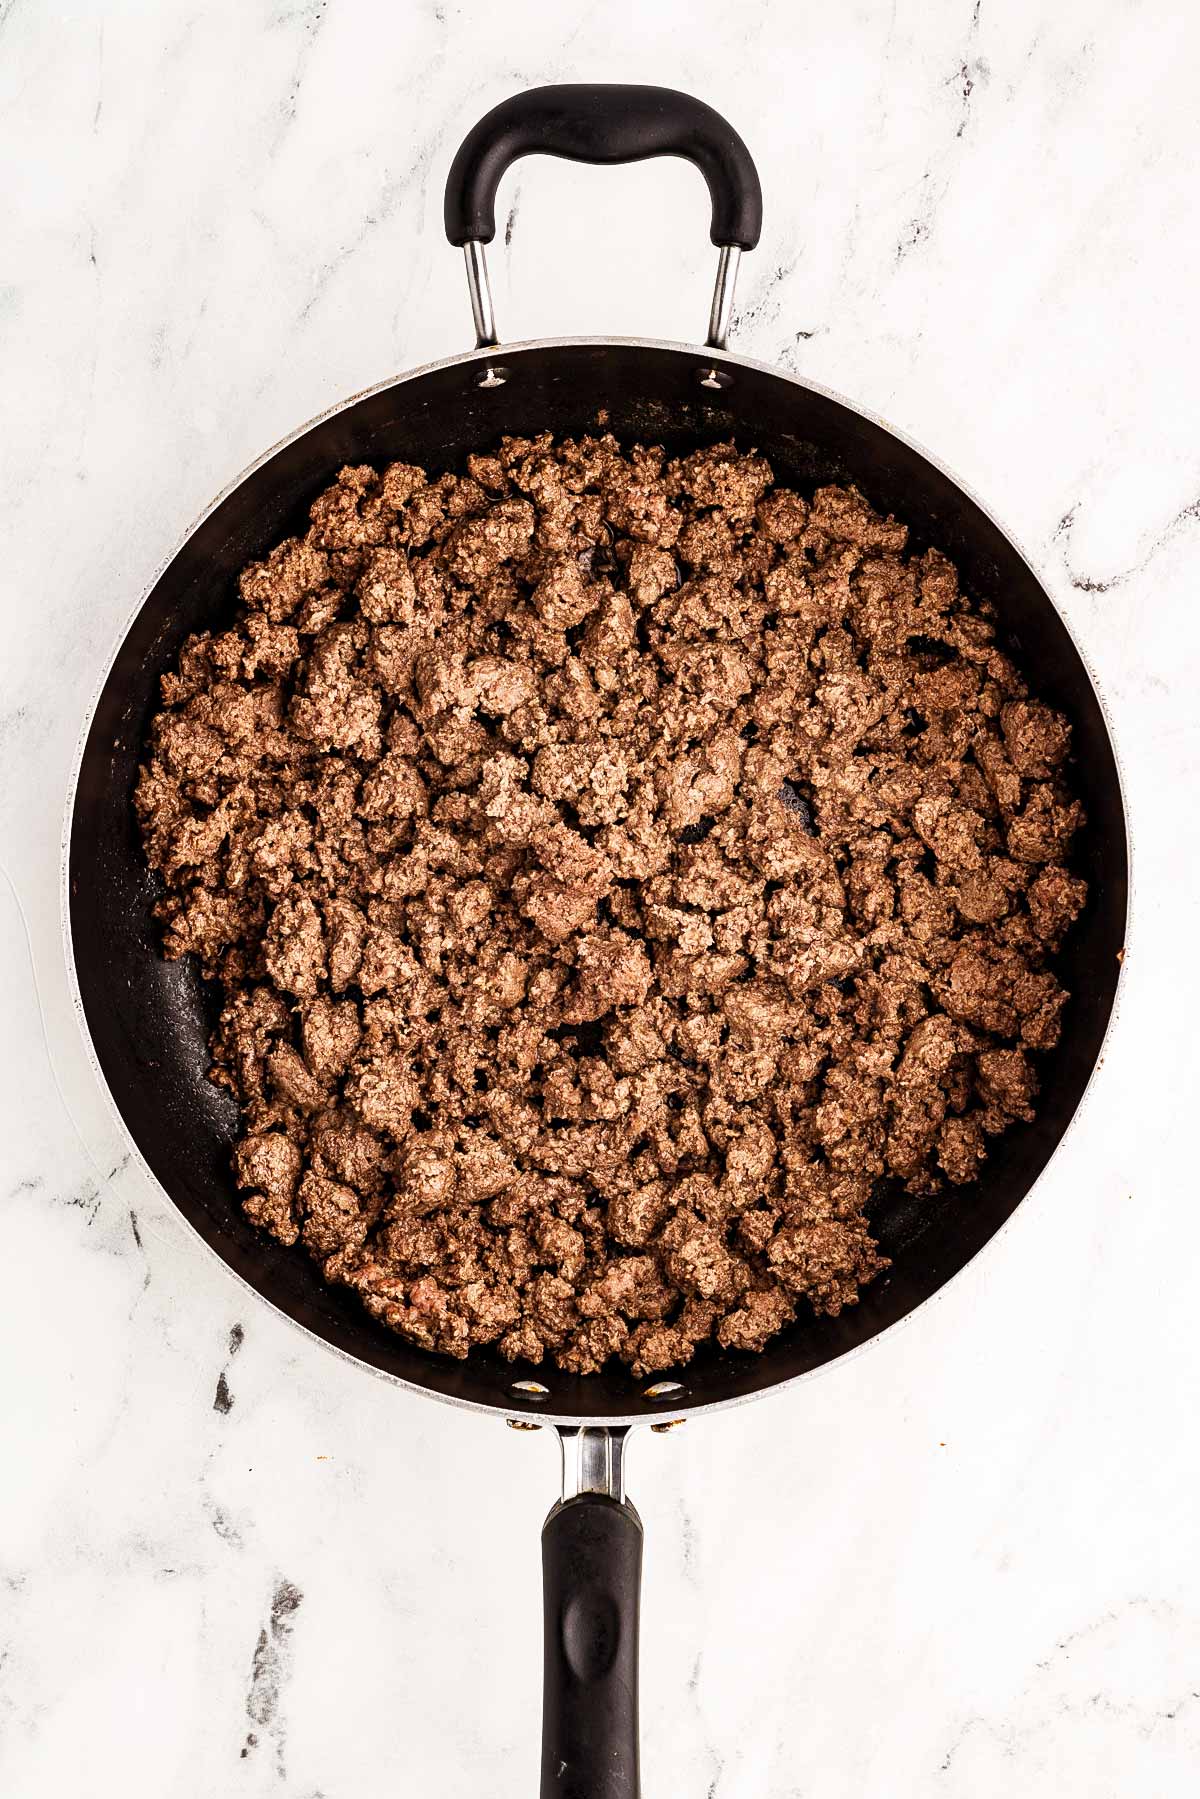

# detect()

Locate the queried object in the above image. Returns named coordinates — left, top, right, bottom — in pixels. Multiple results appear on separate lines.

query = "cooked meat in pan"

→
left=136, top=437, right=1086, bottom=1375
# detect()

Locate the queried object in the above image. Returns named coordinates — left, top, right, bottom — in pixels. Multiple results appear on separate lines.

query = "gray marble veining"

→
left=2, top=2, right=1198, bottom=1794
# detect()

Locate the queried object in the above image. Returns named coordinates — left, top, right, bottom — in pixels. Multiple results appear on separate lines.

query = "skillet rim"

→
left=61, top=332, right=1133, bottom=1426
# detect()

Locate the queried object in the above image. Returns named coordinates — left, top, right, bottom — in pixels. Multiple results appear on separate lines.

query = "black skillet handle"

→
left=444, top=84, right=762, bottom=250
left=542, top=1493, right=643, bottom=1799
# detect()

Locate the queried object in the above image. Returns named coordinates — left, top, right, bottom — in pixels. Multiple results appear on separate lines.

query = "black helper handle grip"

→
left=542, top=1494, right=643, bottom=1799
left=445, top=84, right=762, bottom=250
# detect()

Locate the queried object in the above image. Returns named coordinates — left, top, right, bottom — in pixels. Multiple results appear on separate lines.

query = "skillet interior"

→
left=68, top=340, right=1127, bottom=1422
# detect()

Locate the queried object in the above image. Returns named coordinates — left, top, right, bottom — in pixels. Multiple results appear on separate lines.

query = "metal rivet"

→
left=644, top=1379, right=685, bottom=1402
left=510, top=1380, right=550, bottom=1403
left=506, top=1418, right=541, bottom=1431
left=697, top=366, right=733, bottom=391
left=477, top=365, right=509, bottom=389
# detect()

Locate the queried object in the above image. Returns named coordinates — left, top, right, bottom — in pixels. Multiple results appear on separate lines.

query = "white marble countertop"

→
left=2, top=2, right=1198, bottom=1794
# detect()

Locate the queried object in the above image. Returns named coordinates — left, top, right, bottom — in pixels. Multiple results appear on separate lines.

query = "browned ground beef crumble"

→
left=136, top=438, right=1087, bottom=1375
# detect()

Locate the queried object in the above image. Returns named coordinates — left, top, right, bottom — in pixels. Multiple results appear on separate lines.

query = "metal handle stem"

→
left=556, top=1425, right=629, bottom=1502
left=464, top=240, right=498, bottom=349
left=705, top=243, right=741, bottom=350
left=460, top=239, right=741, bottom=355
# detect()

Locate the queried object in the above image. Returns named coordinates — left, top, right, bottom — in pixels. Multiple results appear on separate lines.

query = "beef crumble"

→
left=136, top=438, right=1086, bottom=1375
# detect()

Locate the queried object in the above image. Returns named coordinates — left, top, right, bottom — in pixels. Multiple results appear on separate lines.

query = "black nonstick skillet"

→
left=67, top=85, right=1128, bottom=1798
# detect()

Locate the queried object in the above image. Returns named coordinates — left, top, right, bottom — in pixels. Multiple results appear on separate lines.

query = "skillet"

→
left=66, top=85, right=1128, bottom=1798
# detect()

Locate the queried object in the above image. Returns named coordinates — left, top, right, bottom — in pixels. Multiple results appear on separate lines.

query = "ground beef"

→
left=135, top=439, right=1086, bottom=1376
